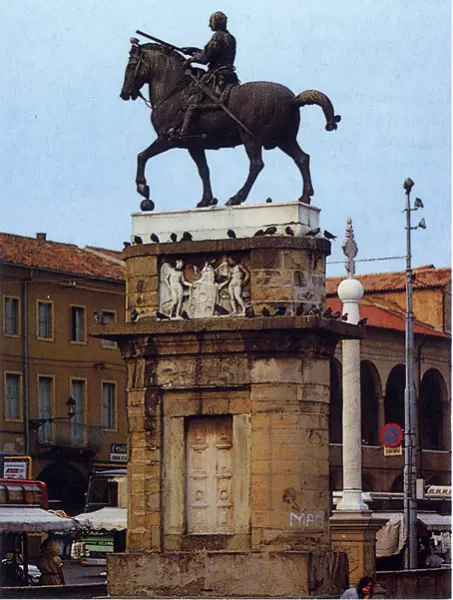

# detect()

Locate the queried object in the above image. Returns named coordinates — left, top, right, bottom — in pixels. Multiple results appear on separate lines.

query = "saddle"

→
left=183, top=67, right=239, bottom=108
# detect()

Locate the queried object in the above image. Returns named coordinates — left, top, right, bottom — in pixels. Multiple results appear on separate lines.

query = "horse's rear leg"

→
left=188, top=146, right=217, bottom=208
left=226, top=141, right=264, bottom=206
left=278, top=139, right=313, bottom=204
left=136, top=137, right=176, bottom=206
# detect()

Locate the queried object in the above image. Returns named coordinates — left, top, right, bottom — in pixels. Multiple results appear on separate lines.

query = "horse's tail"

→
left=295, top=90, right=341, bottom=131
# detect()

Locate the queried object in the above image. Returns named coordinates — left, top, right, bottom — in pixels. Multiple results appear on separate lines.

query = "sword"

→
left=186, top=72, right=254, bottom=137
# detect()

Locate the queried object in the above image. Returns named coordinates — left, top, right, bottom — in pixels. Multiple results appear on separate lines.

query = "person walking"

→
left=36, top=537, right=65, bottom=586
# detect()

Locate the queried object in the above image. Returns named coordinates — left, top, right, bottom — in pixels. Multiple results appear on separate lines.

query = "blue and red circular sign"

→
left=380, top=423, right=403, bottom=447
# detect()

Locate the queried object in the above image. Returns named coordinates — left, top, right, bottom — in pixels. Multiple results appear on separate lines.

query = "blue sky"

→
left=1, top=0, right=450, bottom=276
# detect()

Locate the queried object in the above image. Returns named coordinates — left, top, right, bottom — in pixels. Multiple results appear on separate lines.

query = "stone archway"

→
left=37, top=461, right=88, bottom=515
left=385, top=364, right=405, bottom=428
left=420, top=369, right=448, bottom=450
left=390, top=472, right=403, bottom=493
left=360, top=360, right=381, bottom=445
left=329, top=358, right=343, bottom=443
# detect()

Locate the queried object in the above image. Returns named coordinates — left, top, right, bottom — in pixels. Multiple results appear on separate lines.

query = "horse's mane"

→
left=141, top=43, right=185, bottom=64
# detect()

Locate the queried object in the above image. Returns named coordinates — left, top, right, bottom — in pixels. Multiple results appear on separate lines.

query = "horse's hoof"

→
left=299, top=194, right=312, bottom=205
left=226, top=196, right=242, bottom=207
left=140, top=199, right=155, bottom=212
left=197, top=197, right=218, bottom=208
left=197, top=199, right=212, bottom=208
left=137, top=183, right=150, bottom=199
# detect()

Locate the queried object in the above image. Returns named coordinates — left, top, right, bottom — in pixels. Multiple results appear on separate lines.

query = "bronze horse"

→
left=120, top=41, right=341, bottom=210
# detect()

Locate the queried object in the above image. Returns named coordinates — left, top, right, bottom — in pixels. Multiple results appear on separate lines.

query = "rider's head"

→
left=209, top=11, right=228, bottom=31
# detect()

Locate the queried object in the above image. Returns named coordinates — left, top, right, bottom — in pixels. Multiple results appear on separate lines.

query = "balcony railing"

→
left=30, top=421, right=105, bottom=453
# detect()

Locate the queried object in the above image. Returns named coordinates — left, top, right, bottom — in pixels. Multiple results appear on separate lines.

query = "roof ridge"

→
left=83, top=246, right=125, bottom=266
left=327, top=265, right=451, bottom=281
left=0, top=232, right=79, bottom=248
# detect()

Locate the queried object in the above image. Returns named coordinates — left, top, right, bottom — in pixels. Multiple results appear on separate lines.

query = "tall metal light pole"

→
left=403, top=177, right=426, bottom=569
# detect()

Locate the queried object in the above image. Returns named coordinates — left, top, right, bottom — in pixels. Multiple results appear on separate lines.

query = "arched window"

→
left=385, top=365, right=405, bottom=428
left=360, top=360, right=381, bottom=445
left=420, top=369, right=447, bottom=450
left=329, top=358, right=343, bottom=443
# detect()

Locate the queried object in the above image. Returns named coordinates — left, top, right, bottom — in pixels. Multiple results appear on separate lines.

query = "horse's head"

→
left=120, top=40, right=185, bottom=102
left=120, top=39, right=146, bottom=101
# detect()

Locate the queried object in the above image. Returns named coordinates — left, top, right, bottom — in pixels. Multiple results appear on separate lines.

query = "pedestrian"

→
left=340, top=575, right=375, bottom=599
left=36, top=537, right=66, bottom=586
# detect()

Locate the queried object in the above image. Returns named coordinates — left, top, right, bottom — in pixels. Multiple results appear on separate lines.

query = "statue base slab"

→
left=108, top=550, right=348, bottom=598
left=132, top=200, right=320, bottom=243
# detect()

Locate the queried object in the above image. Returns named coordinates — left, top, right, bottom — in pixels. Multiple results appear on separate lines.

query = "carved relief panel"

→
left=158, top=254, right=250, bottom=320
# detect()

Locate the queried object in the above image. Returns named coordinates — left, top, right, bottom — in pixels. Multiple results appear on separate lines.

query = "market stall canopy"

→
left=74, top=507, right=127, bottom=531
left=0, top=507, right=78, bottom=533
left=373, top=511, right=452, bottom=557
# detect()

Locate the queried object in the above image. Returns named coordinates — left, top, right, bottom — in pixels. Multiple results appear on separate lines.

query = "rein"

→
left=133, top=47, right=186, bottom=111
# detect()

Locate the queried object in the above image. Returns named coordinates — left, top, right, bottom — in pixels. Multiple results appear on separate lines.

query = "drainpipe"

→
left=23, top=276, right=30, bottom=457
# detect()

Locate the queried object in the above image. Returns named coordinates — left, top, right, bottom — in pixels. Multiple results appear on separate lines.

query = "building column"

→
left=337, top=337, right=369, bottom=511
left=330, top=219, right=386, bottom=592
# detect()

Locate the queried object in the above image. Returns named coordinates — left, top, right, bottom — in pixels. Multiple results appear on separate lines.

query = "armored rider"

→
left=178, top=11, right=238, bottom=138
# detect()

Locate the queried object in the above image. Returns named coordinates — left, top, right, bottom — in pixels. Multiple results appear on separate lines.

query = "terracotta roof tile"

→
left=327, top=297, right=449, bottom=338
left=0, top=233, right=125, bottom=281
left=326, top=266, right=451, bottom=296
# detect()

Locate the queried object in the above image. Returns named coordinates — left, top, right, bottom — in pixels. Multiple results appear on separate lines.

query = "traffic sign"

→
left=380, top=423, right=403, bottom=448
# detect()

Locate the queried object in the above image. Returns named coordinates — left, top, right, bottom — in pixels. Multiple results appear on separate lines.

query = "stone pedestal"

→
left=95, top=207, right=361, bottom=598
left=132, top=200, right=320, bottom=242
left=330, top=511, right=388, bottom=587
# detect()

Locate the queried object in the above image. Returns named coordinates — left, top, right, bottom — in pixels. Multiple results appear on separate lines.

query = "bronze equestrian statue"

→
left=120, top=12, right=341, bottom=211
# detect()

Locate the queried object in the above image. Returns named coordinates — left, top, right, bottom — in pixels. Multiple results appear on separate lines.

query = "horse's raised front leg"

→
left=136, top=136, right=176, bottom=210
left=277, top=139, right=313, bottom=205
left=226, top=141, right=264, bottom=206
left=187, top=146, right=217, bottom=208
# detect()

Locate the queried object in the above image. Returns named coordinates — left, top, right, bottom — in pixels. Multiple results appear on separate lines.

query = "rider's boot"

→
left=177, top=107, right=195, bottom=139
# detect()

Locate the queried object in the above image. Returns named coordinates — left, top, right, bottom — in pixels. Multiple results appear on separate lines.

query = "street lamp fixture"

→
left=29, top=397, right=76, bottom=431
left=403, top=177, right=426, bottom=571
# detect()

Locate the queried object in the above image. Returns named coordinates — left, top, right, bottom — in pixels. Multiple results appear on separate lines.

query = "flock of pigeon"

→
left=124, top=227, right=336, bottom=248
left=97, top=305, right=367, bottom=325
left=118, top=222, right=369, bottom=327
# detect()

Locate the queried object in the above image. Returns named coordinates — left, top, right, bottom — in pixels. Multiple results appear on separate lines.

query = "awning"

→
left=0, top=507, right=78, bottom=533
left=372, top=511, right=452, bottom=557
left=418, top=512, right=452, bottom=532
left=74, top=507, right=127, bottom=531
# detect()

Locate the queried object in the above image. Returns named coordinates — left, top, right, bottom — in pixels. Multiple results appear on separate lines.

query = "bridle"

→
left=126, top=40, right=186, bottom=110
left=126, top=40, right=153, bottom=108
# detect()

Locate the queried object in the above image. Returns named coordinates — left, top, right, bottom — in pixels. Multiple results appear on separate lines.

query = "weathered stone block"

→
left=229, top=391, right=251, bottom=413
left=249, top=248, right=284, bottom=269
left=251, top=269, right=293, bottom=289
left=202, top=396, right=230, bottom=414
left=251, top=358, right=302, bottom=384
left=252, top=285, right=295, bottom=302
left=301, top=383, right=330, bottom=403
left=270, top=412, right=299, bottom=428
left=250, top=412, right=271, bottom=429
left=126, top=255, right=158, bottom=278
